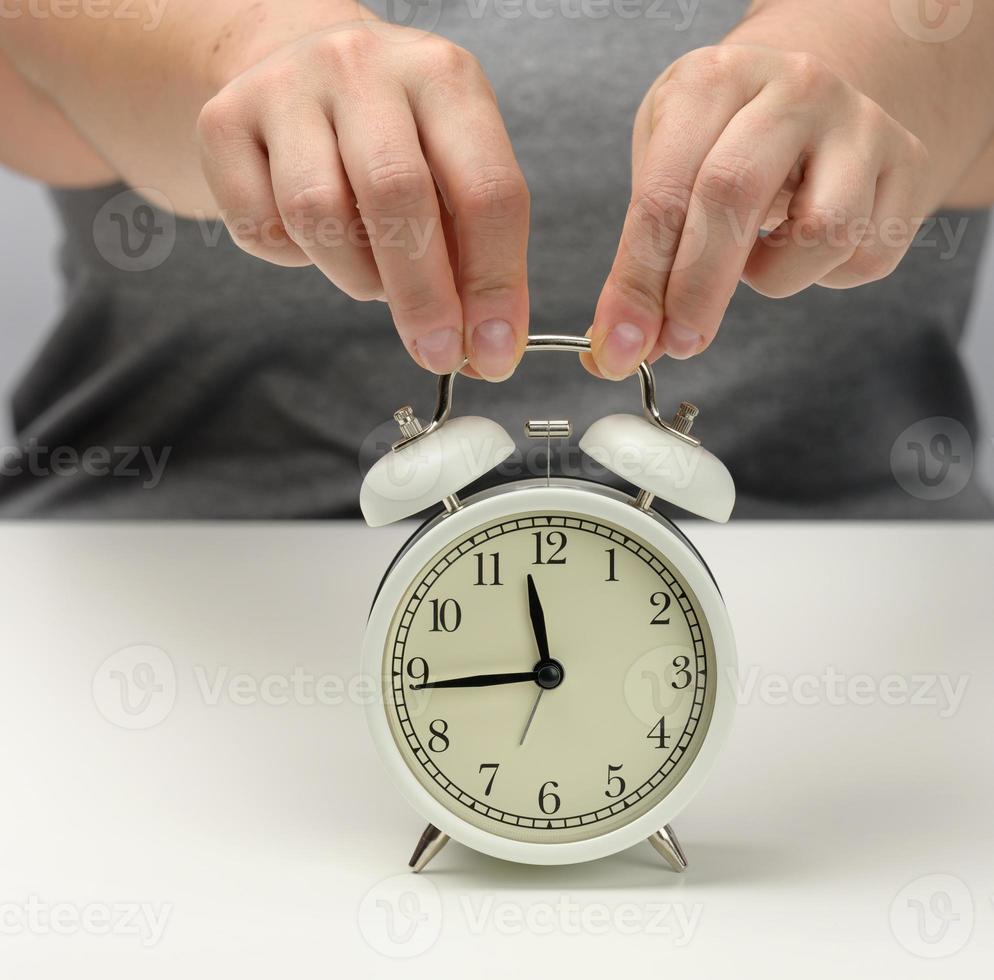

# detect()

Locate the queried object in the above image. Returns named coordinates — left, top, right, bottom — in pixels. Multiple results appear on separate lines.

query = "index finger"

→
left=414, top=79, right=530, bottom=383
left=334, top=91, right=466, bottom=375
left=587, top=61, right=761, bottom=379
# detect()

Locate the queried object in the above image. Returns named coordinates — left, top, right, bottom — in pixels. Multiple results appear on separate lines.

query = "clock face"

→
left=382, top=509, right=717, bottom=845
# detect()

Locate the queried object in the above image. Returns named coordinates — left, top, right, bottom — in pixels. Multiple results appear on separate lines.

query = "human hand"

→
left=197, top=21, right=529, bottom=381
left=585, top=44, right=929, bottom=379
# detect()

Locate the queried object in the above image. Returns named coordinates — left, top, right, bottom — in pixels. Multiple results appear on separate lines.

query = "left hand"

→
left=585, top=43, right=930, bottom=379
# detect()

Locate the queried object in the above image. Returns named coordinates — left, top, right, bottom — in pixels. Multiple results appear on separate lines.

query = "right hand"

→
left=197, top=21, right=530, bottom=381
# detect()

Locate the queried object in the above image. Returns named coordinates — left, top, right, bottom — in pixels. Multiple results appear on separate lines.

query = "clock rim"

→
left=361, top=478, right=737, bottom=866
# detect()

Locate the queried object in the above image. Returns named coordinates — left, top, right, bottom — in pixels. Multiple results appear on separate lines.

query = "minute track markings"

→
left=388, top=513, right=708, bottom=829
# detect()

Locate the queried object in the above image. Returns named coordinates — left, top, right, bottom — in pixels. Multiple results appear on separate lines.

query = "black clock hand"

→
left=411, top=670, right=538, bottom=690
left=412, top=659, right=566, bottom=691
left=526, top=573, right=552, bottom=663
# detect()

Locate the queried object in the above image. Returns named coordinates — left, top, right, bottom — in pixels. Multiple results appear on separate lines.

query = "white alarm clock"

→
left=359, top=336, right=737, bottom=872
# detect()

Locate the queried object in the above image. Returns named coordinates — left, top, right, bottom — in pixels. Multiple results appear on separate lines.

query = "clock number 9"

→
left=427, top=719, right=450, bottom=752
left=406, top=657, right=429, bottom=689
left=538, top=780, right=561, bottom=815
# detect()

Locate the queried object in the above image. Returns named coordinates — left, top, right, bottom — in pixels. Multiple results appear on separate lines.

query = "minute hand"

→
left=526, top=573, right=552, bottom=663
left=411, top=670, right=538, bottom=690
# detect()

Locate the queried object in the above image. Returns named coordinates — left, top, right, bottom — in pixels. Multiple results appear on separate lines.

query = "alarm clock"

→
left=359, top=335, right=737, bottom=872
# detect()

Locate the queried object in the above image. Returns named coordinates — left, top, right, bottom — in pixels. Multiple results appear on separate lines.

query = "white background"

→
left=1, top=520, right=991, bottom=976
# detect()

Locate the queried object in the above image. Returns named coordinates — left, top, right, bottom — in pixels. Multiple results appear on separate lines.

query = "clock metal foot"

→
left=648, top=823, right=688, bottom=873
left=408, top=823, right=450, bottom=873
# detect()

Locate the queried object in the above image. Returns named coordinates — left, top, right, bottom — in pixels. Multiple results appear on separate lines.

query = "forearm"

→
left=727, top=0, right=994, bottom=209
left=0, top=0, right=373, bottom=215
left=0, top=52, right=116, bottom=185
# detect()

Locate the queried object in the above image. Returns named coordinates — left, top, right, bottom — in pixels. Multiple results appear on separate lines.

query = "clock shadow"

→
left=427, top=839, right=805, bottom=890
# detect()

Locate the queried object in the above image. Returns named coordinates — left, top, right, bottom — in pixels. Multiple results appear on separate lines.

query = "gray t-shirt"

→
left=1, top=0, right=991, bottom=518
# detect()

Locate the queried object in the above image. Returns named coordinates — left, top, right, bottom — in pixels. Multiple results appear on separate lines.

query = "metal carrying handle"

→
left=394, top=334, right=700, bottom=450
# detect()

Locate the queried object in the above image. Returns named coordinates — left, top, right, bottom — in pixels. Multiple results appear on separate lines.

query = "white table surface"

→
left=0, top=521, right=991, bottom=978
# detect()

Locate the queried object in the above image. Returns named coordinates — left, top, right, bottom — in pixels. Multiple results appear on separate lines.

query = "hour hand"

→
left=410, top=670, right=538, bottom=690
left=526, top=573, right=551, bottom=663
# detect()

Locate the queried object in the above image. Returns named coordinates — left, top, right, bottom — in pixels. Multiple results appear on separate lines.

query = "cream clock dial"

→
left=360, top=336, right=737, bottom=869
left=382, top=509, right=716, bottom=846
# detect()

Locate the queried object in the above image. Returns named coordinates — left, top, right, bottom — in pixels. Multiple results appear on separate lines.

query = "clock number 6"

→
left=538, top=780, right=561, bottom=815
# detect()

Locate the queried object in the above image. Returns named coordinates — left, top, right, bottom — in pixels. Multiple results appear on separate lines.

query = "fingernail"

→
left=470, top=319, right=517, bottom=381
left=661, top=321, right=704, bottom=359
left=415, top=327, right=463, bottom=374
left=598, top=322, right=647, bottom=380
